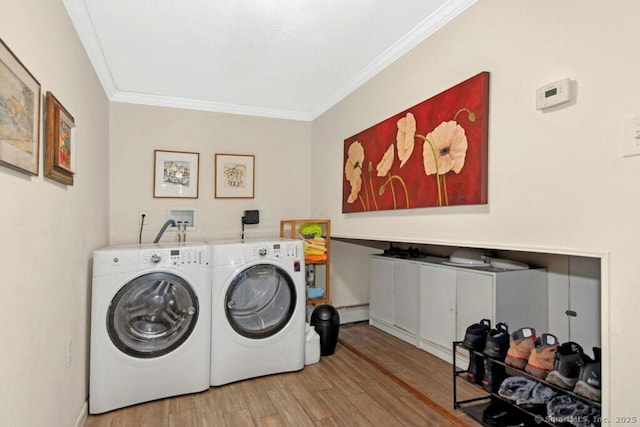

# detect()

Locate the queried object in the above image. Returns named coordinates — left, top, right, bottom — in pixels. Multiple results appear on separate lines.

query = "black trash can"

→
left=310, top=305, right=340, bottom=356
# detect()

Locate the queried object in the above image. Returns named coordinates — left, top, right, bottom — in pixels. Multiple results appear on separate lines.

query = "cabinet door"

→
left=419, top=265, right=456, bottom=348
left=494, top=269, right=548, bottom=334
left=568, top=257, right=600, bottom=355
left=455, top=271, right=494, bottom=341
left=393, top=260, right=419, bottom=334
left=369, top=257, right=395, bottom=325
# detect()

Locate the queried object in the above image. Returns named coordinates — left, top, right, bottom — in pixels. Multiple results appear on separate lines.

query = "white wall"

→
left=330, top=239, right=386, bottom=307
left=109, top=104, right=312, bottom=244
left=311, top=0, right=638, bottom=418
left=0, top=0, right=110, bottom=426
left=3, top=0, right=631, bottom=423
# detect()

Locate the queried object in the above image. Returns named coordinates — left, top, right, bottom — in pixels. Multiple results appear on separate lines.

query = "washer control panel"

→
left=141, top=247, right=209, bottom=267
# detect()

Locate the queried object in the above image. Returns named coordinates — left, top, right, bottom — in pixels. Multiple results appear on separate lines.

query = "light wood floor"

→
left=84, top=323, right=484, bottom=427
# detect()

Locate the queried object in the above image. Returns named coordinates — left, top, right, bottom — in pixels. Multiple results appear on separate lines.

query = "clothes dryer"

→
left=210, top=239, right=305, bottom=386
left=90, top=243, right=212, bottom=414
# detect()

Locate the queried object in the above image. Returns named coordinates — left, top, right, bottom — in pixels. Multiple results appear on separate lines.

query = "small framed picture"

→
left=44, top=91, right=75, bottom=185
left=154, top=150, right=199, bottom=198
left=0, top=38, right=41, bottom=176
left=215, top=153, right=255, bottom=199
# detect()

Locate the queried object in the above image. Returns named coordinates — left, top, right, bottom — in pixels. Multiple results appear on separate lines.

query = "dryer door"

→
left=225, top=264, right=296, bottom=339
left=107, top=272, right=199, bottom=358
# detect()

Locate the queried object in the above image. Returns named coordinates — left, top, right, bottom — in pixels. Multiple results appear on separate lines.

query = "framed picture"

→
left=44, top=92, right=75, bottom=185
left=342, top=71, right=489, bottom=213
left=154, top=150, right=199, bottom=198
left=0, top=38, right=41, bottom=176
left=214, top=153, right=255, bottom=199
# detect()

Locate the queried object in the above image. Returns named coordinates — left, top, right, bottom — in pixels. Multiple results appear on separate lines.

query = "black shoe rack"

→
left=452, top=341, right=601, bottom=426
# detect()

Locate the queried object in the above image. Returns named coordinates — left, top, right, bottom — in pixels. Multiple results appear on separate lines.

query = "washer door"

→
left=107, top=272, right=199, bottom=358
left=225, top=264, right=296, bottom=339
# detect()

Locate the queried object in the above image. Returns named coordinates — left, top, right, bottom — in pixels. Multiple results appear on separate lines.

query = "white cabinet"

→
left=369, top=256, right=419, bottom=344
left=369, top=256, right=395, bottom=326
left=567, top=256, right=601, bottom=357
left=418, top=265, right=457, bottom=352
left=455, top=270, right=495, bottom=342
left=369, top=255, right=548, bottom=363
left=419, top=265, right=495, bottom=363
left=418, top=263, right=548, bottom=364
left=393, top=259, right=420, bottom=335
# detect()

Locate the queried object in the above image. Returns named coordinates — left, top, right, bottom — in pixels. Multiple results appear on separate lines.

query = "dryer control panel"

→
left=252, top=242, right=302, bottom=259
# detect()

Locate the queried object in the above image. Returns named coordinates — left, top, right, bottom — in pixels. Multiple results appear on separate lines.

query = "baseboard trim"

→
left=335, top=304, right=369, bottom=324
left=74, top=401, right=88, bottom=427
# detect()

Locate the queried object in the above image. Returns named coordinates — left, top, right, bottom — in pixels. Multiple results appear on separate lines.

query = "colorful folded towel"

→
left=307, top=287, right=325, bottom=299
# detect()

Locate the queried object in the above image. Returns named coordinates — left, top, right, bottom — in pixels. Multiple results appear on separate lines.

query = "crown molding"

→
left=63, top=0, right=116, bottom=97
left=308, top=0, right=477, bottom=120
left=110, top=91, right=312, bottom=121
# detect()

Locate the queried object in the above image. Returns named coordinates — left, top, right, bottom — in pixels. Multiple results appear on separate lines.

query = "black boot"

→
left=573, top=347, right=601, bottom=401
left=462, top=319, right=491, bottom=384
left=482, top=322, right=509, bottom=392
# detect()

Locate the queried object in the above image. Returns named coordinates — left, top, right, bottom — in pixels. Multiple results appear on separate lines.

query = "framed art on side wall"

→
left=44, top=91, right=75, bottom=185
left=0, top=38, right=41, bottom=176
left=154, top=150, right=199, bottom=198
left=214, top=153, right=255, bottom=199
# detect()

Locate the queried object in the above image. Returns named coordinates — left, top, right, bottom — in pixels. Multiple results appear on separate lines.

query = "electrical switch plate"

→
left=623, top=115, right=640, bottom=157
left=536, top=78, right=571, bottom=110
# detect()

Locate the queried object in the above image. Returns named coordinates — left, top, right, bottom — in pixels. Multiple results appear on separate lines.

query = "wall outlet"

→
left=138, top=211, right=149, bottom=225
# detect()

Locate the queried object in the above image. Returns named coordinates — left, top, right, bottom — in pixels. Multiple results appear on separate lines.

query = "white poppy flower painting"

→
left=342, top=72, right=489, bottom=212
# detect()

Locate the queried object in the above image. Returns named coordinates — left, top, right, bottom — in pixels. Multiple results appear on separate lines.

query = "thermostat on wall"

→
left=536, top=78, right=572, bottom=110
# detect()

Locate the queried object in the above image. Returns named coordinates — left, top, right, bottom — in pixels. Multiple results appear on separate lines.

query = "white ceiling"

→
left=64, top=0, right=475, bottom=121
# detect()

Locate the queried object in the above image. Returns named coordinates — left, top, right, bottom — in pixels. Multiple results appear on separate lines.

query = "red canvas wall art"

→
left=342, top=72, right=489, bottom=213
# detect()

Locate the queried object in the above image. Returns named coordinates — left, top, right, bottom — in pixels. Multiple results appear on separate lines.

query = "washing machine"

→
left=210, top=239, right=305, bottom=386
left=90, top=242, right=212, bottom=414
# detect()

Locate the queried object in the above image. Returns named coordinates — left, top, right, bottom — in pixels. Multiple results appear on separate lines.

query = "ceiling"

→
left=64, top=0, right=475, bottom=121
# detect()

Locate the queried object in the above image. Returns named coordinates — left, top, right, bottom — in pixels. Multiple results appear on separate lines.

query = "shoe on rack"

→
left=462, top=318, right=491, bottom=384
left=497, top=410, right=534, bottom=427
left=498, top=376, right=536, bottom=404
left=547, top=394, right=601, bottom=425
left=482, top=322, right=509, bottom=393
left=462, top=318, right=491, bottom=350
left=484, top=322, right=510, bottom=359
left=505, top=327, right=536, bottom=371
left=483, top=399, right=534, bottom=427
left=498, top=376, right=556, bottom=407
left=573, top=347, right=601, bottom=402
left=523, top=382, right=557, bottom=407
left=482, top=399, right=511, bottom=426
left=546, top=342, right=591, bottom=390
left=524, top=333, right=559, bottom=380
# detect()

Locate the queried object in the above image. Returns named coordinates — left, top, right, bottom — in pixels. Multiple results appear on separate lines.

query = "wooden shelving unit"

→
left=280, top=219, right=331, bottom=305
